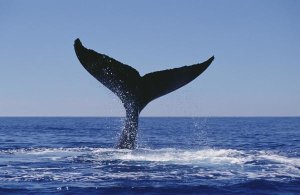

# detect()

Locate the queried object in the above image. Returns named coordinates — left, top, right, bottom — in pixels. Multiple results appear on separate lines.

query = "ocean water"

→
left=0, top=117, right=299, bottom=194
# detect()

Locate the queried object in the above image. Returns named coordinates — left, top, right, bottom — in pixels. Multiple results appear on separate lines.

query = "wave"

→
left=2, top=180, right=300, bottom=195
left=1, top=147, right=299, bottom=165
left=0, top=147, right=299, bottom=183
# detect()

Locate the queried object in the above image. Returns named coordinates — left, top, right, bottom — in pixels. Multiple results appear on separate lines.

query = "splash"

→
left=0, top=147, right=299, bottom=184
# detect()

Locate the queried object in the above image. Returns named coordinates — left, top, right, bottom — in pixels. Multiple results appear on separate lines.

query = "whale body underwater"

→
left=74, top=38, right=214, bottom=149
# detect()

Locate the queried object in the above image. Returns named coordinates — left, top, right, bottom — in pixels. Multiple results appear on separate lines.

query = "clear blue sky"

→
left=0, top=0, right=299, bottom=116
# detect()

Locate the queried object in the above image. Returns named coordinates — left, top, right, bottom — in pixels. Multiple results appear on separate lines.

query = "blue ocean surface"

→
left=0, top=117, right=299, bottom=194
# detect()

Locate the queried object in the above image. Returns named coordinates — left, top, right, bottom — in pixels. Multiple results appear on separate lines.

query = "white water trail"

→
left=1, top=147, right=299, bottom=182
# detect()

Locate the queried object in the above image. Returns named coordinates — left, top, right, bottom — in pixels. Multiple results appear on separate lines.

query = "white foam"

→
left=0, top=147, right=299, bottom=182
left=258, top=151, right=300, bottom=167
left=105, top=148, right=248, bottom=165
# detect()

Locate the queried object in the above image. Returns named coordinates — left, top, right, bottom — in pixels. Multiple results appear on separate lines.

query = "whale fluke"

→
left=74, top=38, right=214, bottom=149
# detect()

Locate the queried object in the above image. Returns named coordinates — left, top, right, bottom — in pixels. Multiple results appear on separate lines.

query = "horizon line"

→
left=0, top=115, right=299, bottom=118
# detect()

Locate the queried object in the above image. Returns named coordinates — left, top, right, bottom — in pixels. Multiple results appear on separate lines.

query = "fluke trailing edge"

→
left=74, top=38, right=214, bottom=149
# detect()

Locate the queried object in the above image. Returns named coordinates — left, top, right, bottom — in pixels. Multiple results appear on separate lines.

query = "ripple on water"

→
left=0, top=147, right=299, bottom=185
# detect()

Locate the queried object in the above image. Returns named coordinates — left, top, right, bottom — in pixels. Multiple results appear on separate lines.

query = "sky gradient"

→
left=0, top=0, right=299, bottom=116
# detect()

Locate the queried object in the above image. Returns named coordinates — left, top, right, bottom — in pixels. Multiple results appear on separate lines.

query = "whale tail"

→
left=74, top=38, right=213, bottom=149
